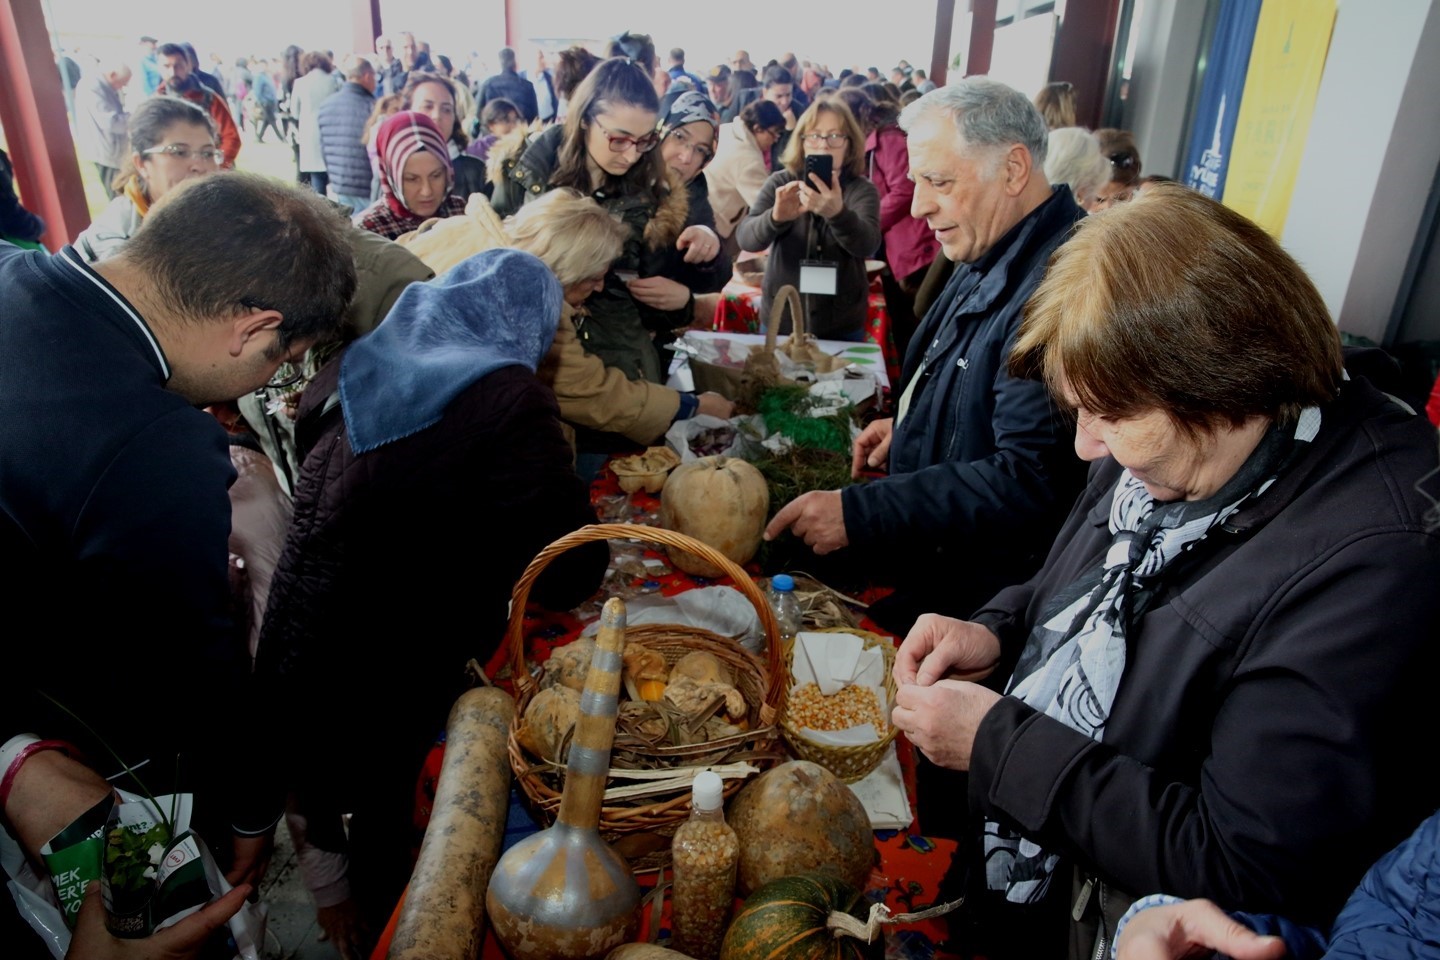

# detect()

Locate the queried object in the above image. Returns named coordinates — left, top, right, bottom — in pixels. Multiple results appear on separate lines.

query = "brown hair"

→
left=123, top=172, right=356, bottom=352
left=551, top=57, right=664, bottom=200
left=115, top=97, right=216, bottom=194
left=1034, top=81, right=1077, bottom=129
left=1095, top=127, right=1141, bottom=186
left=780, top=97, right=867, bottom=180
left=402, top=71, right=467, bottom=148
left=361, top=93, right=403, bottom=145
left=554, top=46, right=601, bottom=102
left=1010, top=182, right=1343, bottom=434
left=299, top=50, right=333, bottom=74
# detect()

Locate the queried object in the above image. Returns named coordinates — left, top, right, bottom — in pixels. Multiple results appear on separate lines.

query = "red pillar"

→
left=1048, top=0, right=1123, bottom=129
left=351, top=0, right=382, bottom=56
left=967, top=0, right=998, bottom=77
left=0, top=0, right=89, bottom=250
left=504, top=0, right=520, bottom=49
left=930, top=0, right=956, bottom=86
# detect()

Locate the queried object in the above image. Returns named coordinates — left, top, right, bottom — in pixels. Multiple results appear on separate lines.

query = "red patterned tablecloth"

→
left=371, top=470, right=961, bottom=960
left=713, top=275, right=902, bottom=386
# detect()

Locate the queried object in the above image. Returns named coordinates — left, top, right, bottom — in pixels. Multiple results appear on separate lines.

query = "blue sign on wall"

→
left=1183, top=0, right=1264, bottom=199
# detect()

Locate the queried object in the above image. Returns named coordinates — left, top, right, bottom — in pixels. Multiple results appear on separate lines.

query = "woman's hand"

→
left=800, top=170, right=845, bottom=219
left=676, top=225, right=720, bottom=264
left=626, top=276, right=691, bottom=312
left=771, top=180, right=803, bottom=223
left=894, top=614, right=1002, bottom=686
left=696, top=392, right=735, bottom=419
left=892, top=679, right=1001, bottom=771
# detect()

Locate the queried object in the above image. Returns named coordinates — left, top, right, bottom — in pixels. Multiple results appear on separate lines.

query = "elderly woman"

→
left=1044, top=126, right=1110, bottom=208
left=257, top=248, right=607, bottom=931
left=353, top=110, right=466, bottom=240
left=737, top=96, right=880, bottom=340
left=891, top=183, right=1440, bottom=958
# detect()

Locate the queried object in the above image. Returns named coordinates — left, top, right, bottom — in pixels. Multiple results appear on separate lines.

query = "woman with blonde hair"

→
left=398, top=188, right=733, bottom=448
left=737, top=96, right=880, bottom=340
left=1034, top=80, right=1077, bottom=129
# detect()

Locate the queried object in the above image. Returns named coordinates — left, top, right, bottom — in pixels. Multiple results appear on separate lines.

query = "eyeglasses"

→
left=592, top=117, right=660, bottom=154
left=668, top=128, right=713, bottom=163
left=142, top=143, right=222, bottom=163
left=802, top=132, right=849, bottom=146
left=264, top=362, right=307, bottom=391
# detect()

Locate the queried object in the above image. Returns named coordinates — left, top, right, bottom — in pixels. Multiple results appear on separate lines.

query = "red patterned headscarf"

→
left=376, top=110, right=453, bottom=219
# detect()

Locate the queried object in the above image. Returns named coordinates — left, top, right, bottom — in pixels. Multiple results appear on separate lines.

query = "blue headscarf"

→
left=339, top=248, right=564, bottom=454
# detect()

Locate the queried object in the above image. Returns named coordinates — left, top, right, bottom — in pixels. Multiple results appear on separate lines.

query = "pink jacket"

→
left=866, top=125, right=939, bottom=281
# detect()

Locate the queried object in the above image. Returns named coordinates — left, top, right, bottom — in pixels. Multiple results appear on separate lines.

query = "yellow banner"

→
left=1221, top=0, right=1337, bottom=234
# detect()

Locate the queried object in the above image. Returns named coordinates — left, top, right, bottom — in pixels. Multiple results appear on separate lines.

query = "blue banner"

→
left=1182, top=0, right=1264, bottom=199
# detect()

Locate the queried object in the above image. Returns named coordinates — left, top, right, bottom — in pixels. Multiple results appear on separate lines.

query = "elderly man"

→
left=764, top=78, right=1087, bottom=633
left=75, top=60, right=131, bottom=198
left=156, top=40, right=241, bottom=165
left=0, top=173, right=356, bottom=956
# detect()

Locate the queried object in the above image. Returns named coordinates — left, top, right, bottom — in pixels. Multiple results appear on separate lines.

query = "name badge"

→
left=799, top=260, right=839, bottom=296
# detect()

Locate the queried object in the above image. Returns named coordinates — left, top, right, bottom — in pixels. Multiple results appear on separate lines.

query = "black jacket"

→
left=966, top=378, right=1440, bottom=955
left=477, top=68, right=539, bottom=123
left=839, top=187, right=1086, bottom=617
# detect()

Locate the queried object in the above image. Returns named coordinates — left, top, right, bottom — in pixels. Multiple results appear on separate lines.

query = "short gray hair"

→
left=900, top=76, right=1049, bottom=168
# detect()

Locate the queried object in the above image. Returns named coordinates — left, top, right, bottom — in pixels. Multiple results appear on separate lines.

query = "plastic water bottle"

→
left=670, top=771, right=738, bottom=960
left=768, top=574, right=802, bottom=651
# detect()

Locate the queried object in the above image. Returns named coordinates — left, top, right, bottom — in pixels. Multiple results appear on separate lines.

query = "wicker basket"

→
left=504, top=523, right=786, bottom=863
left=779, top=627, right=899, bottom=783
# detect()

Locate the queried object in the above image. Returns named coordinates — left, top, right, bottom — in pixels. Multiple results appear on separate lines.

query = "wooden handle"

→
left=504, top=524, right=784, bottom=713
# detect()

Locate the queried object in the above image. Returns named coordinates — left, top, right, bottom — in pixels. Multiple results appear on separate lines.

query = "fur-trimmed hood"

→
left=644, top=166, right=689, bottom=251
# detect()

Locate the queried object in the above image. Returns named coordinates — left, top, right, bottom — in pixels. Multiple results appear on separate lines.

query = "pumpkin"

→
left=719, top=872, right=880, bottom=960
left=660, top=456, right=768, bottom=577
left=728, top=761, right=873, bottom=896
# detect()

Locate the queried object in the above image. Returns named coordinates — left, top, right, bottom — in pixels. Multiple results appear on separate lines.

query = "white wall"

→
left=1281, top=0, right=1440, bottom=341
left=1124, top=0, right=1208, bottom=178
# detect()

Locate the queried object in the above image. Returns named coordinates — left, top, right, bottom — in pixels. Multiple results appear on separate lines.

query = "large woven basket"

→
left=779, top=627, right=899, bottom=783
left=504, top=523, right=786, bottom=864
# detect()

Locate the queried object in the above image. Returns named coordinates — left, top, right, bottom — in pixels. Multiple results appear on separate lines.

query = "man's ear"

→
left=227, top=309, right=285, bottom=358
left=1005, top=143, right=1033, bottom=196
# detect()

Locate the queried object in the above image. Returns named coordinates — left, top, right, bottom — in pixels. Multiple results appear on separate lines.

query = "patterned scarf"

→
left=982, top=407, right=1322, bottom=904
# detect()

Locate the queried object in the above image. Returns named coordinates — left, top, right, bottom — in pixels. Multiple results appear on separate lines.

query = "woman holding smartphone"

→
left=737, top=96, right=880, bottom=340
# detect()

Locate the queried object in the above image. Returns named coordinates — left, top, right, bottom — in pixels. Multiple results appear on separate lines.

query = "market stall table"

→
left=369, top=469, right=962, bottom=960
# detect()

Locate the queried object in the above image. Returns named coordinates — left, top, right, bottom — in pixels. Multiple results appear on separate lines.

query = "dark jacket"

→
left=316, top=81, right=376, bottom=198
left=477, top=68, right=539, bottom=123
left=736, top=168, right=881, bottom=339
left=257, top=359, right=606, bottom=828
left=489, top=125, right=691, bottom=386
left=0, top=147, right=44, bottom=243
left=965, top=378, right=1440, bottom=957
left=452, top=153, right=488, bottom=201
left=840, top=187, right=1086, bottom=621
left=0, top=245, right=271, bottom=836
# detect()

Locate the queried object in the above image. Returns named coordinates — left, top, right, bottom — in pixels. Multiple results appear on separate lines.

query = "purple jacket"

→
left=866, top=124, right=939, bottom=281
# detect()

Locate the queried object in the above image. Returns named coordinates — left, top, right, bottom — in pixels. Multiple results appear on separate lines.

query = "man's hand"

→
left=1115, top=899, right=1289, bottom=960
left=676, top=225, right=720, bottom=264
left=763, top=491, right=848, bottom=554
left=771, top=181, right=803, bottom=223
left=891, top=679, right=1000, bottom=771
left=316, top=898, right=370, bottom=960
left=695, top=392, right=735, bottom=420
left=225, top=830, right=273, bottom=889
left=893, top=613, right=1002, bottom=686
left=851, top=418, right=894, bottom=478
left=626, top=276, right=691, bottom=312
left=67, top=880, right=251, bottom=960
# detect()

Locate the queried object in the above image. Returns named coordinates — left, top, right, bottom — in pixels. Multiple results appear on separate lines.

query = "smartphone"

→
left=614, top=269, right=639, bottom=283
left=803, top=153, right=834, bottom=190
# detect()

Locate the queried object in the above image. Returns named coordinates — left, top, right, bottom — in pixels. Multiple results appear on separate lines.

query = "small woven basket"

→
left=504, top=523, right=786, bottom=864
left=779, top=627, right=899, bottom=783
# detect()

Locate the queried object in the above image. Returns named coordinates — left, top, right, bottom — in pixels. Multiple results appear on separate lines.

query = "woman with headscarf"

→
left=257, top=247, right=607, bottom=933
left=352, top=110, right=466, bottom=240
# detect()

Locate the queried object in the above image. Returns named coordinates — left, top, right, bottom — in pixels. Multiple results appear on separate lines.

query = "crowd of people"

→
left=3, top=24, right=1440, bottom=960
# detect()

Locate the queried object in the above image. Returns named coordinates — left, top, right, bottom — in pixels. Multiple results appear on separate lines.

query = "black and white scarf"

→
left=982, top=407, right=1322, bottom=904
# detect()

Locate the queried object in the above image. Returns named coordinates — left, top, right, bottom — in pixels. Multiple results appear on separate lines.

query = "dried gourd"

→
left=669, top=650, right=732, bottom=687
left=541, top=637, right=594, bottom=692
left=517, top=685, right=581, bottom=763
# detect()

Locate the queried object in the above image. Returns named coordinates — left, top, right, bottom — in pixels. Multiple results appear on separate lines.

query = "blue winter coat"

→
left=317, top=82, right=376, bottom=199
